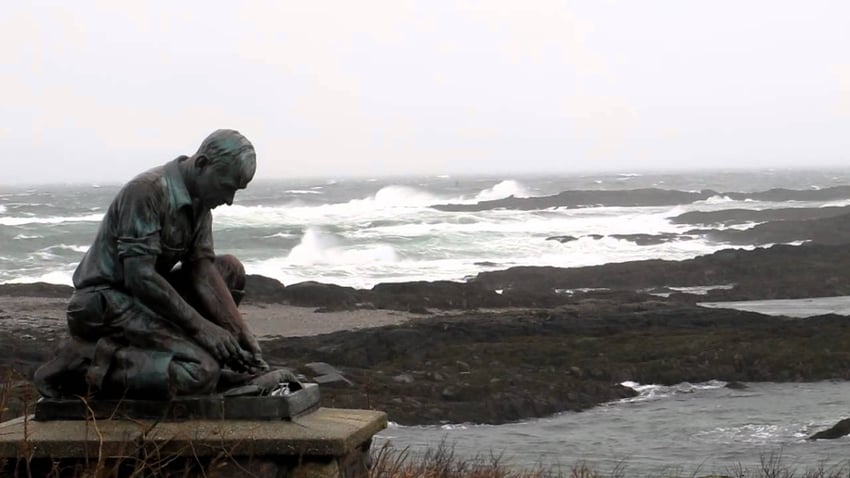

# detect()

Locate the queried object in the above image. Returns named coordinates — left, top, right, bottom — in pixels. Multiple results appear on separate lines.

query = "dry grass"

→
left=369, top=442, right=850, bottom=478
left=370, top=440, right=550, bottom=478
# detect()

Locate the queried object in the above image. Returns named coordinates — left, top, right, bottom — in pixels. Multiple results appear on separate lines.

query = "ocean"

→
left=5, top=168, right=850, bottom=288
left=5, top=167, right=850, bottom=473
left=378, top=380, right=850, bottom=474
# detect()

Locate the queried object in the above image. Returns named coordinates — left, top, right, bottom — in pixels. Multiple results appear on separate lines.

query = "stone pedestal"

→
left=0, top=408, right=386, bottom=477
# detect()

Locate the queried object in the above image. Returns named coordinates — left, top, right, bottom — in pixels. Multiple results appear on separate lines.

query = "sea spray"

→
left=6, top=170, right=850, bottom=287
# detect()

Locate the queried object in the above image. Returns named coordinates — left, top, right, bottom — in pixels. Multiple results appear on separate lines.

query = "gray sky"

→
left=2, top=1, right=849, bottom=184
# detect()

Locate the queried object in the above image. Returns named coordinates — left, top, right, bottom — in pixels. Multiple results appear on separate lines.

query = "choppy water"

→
left=5, top=168, right=850, bottom=288
left=378, top=381, right=850, bottom=475
left=7, top=168, right=850, bottom=474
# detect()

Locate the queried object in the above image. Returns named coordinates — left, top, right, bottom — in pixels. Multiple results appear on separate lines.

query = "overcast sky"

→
left=2, top=1, right=849, bottom=184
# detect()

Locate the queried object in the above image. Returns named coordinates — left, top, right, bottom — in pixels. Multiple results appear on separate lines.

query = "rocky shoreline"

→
left=3, top=242, right=850, bottom=425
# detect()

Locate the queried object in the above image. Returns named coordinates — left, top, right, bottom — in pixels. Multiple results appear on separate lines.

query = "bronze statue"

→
left=35, top=129, right=288, bottom=400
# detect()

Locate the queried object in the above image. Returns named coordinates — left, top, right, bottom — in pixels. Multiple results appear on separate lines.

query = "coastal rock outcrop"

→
left=0, top=282, right=72, bottom=299
left=809, top=418, right=850, bottom=440
left=671, top=205, right=850, bottom=226
left=473, top=243, right=850, bottom=300
left=281, top=281, right=360, bottom=310
left=432, top=188, right=716, bottom=212
left=261, top=302, right=850, bottom=425
left=695, top=213, right=850, bottom=246
left=370, top=280, right=509, bottom=310
left=431, top=186, right=850, bottom=212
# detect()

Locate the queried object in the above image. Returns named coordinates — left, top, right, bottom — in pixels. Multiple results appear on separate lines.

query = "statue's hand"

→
left=239, top=331, right=269, bottom=373
left=193, top=320, right=242, bottom=365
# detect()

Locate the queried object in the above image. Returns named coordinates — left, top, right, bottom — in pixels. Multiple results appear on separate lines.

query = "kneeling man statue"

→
left=36, top=129, right=290, bottom=400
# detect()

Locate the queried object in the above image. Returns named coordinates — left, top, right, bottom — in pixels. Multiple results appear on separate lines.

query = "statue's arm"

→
left=189, top=258, right=266, bottom=368
left=123, top=255, right=243, bottom=365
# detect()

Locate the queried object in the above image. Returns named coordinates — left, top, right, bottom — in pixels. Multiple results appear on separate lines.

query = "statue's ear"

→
left=195, top=154, right=210, bottom=171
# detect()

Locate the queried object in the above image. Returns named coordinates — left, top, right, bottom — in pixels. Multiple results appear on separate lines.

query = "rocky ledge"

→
left=4, top=243, right=850, bottom=425
left=260, top=300, right=850, bottom=425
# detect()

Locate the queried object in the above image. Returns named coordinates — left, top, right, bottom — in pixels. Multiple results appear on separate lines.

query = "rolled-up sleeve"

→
left=187, top=210, right=215, bottom=263
left=115, top=181, right=163, bottom=259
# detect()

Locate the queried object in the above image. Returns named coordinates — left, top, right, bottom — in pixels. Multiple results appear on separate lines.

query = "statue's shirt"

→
left=73, top=156, right=215, bottom=290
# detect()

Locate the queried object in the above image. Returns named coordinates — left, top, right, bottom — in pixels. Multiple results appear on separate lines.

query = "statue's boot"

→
left=33, top=338, right=96, bottom=398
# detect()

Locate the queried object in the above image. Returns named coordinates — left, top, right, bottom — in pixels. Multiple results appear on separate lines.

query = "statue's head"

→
left=192, top=129, right=256, bottom=208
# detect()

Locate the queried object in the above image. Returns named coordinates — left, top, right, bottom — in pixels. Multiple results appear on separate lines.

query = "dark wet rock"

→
left=474, top=261, right=503, bottom=267
left=304, top=362, right=340, bottom=376
left=809, top=418, right=850, bottom=440
left=547, top=210, right=850, bottom=249
left=473, top=243, right=850, bottom=300
left=281, top=281, right=360, bottom=309
left=258, top=298, right=850, bottom=425
left=11, top=291, right=850, bottom=425
left=12, top=240, right=850, bottom=426
left=441, top=386, right=461, bottom=401
left=546, top=235, right=578, bottom=243
left=727, top=186, right=850, bottom=202
left=432, top=188, right=716, bottom=212
left=370, top=280, right=510, bottom=310
left=407, top=306, right=432, bottom=315
left=393, top=373, right=415, bottom=384
left=545, top=233, right=693, bottom=246
left=431, top=186, right=850, bottom=213
left=0, top=282, right=72, bottom=299
left=725, top=381, right=747, bottom=390
left=244, top=274, right=286, bottom=303
left=671, top=206, right=850, bottom=226
left=610, top=233, right=686, bottom=246
left=694, top=213, right=850, bottom=246
left=311, top=373, right=353, bottom=387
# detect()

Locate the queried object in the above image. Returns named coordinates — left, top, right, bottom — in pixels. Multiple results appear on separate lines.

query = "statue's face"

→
left=196, top=158, right=246, bottom=209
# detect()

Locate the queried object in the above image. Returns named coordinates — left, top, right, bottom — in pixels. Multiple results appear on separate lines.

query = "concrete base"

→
left=0, top=407, right=386, bottom=477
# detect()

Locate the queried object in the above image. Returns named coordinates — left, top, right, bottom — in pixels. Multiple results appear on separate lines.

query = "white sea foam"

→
left=694, top=423, right=809, bottom=445
left=44, top=244, right=89, bottom=254
left=617, top=380, right=727, bottom=404
left=439, top=424, right=469, bottom=430
left=0, top=205, right=6, bottom=214
left=4, top=269, right=74, bottom=285
left=13, top=234, right=42, bottom=240
left=473, top=180, right=529, bottom=202
left=240, top=221, right=737, bottom=289
left=648, top=284, right=736, bottom=297
left=286, top=227, right=399, bottom=266
left=702, top=195, right=735, bottom=204
left=216, top=181, right=540, bottom=230
left=262, top=232, right=297, bottom=239
left=372, top=185, right=442, bottom=207
left=214, top=186, right=447, bottom=228
left=0, top=213, right=103, bottom=226
left=818, top=199, right=850, bottom=207
left=3, top=172, right=829, bottom=288
left=285, top=190, right=323, bottom=195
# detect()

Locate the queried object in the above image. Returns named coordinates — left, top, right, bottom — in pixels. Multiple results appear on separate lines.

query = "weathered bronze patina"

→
left=34, top=130, right=301, bottom=405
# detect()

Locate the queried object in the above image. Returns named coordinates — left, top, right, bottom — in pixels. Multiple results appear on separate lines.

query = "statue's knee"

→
left=215, top=254, right=245, bottom=290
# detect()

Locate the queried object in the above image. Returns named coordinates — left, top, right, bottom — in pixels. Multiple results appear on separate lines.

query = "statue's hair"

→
left=196, top=129, right=256, bottom=187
